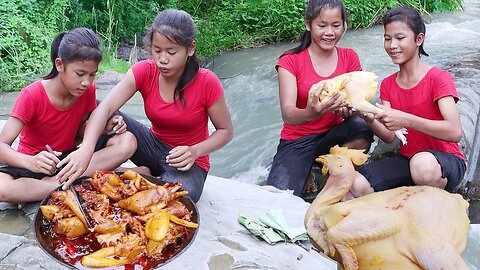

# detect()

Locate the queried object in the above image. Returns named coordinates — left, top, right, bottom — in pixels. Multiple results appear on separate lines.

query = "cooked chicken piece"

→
left=39, top=204, right=75, bottom=222
left=122, top=211, right=145, bottom=239
left=96, top=232, right=124, bottom=247
left=117, top=184, right=183, bottom=215
left=89, top=209, right=126, bottom=234
left=54, top=189, right=90, bottom=229
left=114, top=233, right=145, bottom=258
left=44, top=191, right=76, bottom=222
left=165, top=200, right=191, bottom=219
left=91, top=171, right=125, bottom=201
left=146, top=223, right=186, bottom=259
left=54, top=216, right=88, bottom=238
left=121, top=170, right=157, bottom=191
left=135, top=200, right=192, bottom=225
left=81, top=189, right=110, bottom=216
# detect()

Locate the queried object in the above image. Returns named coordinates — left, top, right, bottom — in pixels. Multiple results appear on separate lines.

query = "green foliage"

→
left=0, top=0, right=69, bottom=92
left=344, top=0, right=463, bottom=29
left=98, top=56, right=130, bottom=75
left=65, top=0, right=162, bottom=55
left=0, top=0, right=465, bottom=92
left=167, top=0, right=305, bottom=59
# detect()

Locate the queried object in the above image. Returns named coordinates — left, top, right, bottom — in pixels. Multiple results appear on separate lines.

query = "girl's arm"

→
left=166, top=96, right=233, bottom=171
left=56, top=68, right=137, bottom=185
left=74, top=113, right=90, bottom=146
left=375, top=96, right=461, bottom=142
left=278, top=67, right=343, bottom=125
left=0, top=117, right=59, bottom=174
left=405, top=96, right=461, bottom=141
left=359, top=101, right=396, bottom=143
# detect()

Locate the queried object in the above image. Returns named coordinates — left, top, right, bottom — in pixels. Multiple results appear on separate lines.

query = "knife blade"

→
left=45, top=144, right=60, bottom=174
left=70, top=185, right=94, bottom=230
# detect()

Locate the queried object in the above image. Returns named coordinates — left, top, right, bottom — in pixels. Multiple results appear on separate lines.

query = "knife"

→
left=70, top=185, right=94, bottom=230
left=45, top=144, right=61, bottom=173
left=46, top=145, right=93, bottom=229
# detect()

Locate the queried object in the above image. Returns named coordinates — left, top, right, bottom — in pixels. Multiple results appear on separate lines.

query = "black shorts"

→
left=357, top=150, right=466, bottom=192
left=0, top=135, right=112, bottom=180
left=266, top=116, right=373, bottom=196
left=118, top=111, right=207, bottom=203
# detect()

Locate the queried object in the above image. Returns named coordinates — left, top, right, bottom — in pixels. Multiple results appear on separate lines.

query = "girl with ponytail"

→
left=267, top=0, right=373, bottom=198
left=56, top=10, right=233, bottom=203
left=0, top=28, right=136, bottom=203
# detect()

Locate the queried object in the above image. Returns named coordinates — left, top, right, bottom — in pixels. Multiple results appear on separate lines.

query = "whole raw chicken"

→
left=304, top=146, right=470, bottom=270
left=310, top=71, right=408, bottom=145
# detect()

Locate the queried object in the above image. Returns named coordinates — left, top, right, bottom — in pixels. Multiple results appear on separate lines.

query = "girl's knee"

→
left=410, top=152, right=444, bottom=187
left=351, top=172, right=374, bottom=198
left=109, top=131, right=137, bottom=157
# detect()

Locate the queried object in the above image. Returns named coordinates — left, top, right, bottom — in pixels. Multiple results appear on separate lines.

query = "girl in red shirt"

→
left=266, top=0, right=373, bottom=198
left=57, top=10, right=234, bottom=202
left=350, top=7, right=466, bottom=199
left=0, top=28, right=136, bottom=203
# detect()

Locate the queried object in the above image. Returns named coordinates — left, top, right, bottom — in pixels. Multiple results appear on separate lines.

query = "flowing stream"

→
left=207, top=0, right=480, bottom=185
left=0, top=1, right=480, bottom=268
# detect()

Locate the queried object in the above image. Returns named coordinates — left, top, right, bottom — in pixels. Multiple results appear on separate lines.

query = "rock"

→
left=95, top=70, right=125, bottom=89
left=0, top=176, right=338, bottom=269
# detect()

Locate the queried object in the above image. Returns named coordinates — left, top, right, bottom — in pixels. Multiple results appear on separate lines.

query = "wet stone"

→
left=207, top=253, right=235, bottom=270
left=217, top=237, right=248, bottom=251
left=0, top=209, right=30, bottom=236
left=2, top=242, right=66, bottom=270
left=0, top=234, right=22, bottom=261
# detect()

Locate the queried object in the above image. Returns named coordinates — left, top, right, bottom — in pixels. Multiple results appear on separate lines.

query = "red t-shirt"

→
left=11, top=80, right=96, bottom=155
left=380, top=67, right=464, bottom=160
left=276, top=47, right=362, bottom=140
left=132, top=60, right=224, bottom=171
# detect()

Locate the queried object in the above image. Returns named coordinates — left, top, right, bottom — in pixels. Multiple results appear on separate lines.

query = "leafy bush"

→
left=0, top=0, right=464, bottom=92
left=0, top=0, right=68, bottom=92
left=344, top=0, right=463, bottom=29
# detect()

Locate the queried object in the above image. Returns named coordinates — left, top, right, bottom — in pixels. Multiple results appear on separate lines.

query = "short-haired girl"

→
left=350, top=7, right=466, bottom=199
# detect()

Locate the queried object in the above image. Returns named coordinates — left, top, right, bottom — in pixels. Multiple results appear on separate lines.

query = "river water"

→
left=206, top=0, right=480, bottom=185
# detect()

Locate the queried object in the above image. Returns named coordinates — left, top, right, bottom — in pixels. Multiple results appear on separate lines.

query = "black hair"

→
left=383, top=6, right=429, bottom=57
left=143, top=9, right=199, bottom=106
left=43, top=28, right=102, bottom=79
left=281, top=0, right=347, bottom=57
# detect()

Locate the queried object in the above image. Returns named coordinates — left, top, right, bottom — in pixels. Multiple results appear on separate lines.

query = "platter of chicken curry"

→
left=34, top=170, right=199, bottom=269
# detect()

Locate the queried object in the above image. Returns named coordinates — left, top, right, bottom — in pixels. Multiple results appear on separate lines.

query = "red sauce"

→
left=39, top=176, right=196, bottom=270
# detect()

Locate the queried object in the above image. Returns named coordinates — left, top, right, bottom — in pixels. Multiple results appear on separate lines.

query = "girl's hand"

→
left=29, top=150, right=61, bottom=175
left=166, top=146, right=198, bottom=171
left=105, top=115, right=127, bottom=135
left=307, top=82, right=344, bottom=116
left=334, top=106, right=355, bottom=118
left=374, top=103, right=407, bottom=131
left=55, top=147, right=93, bottom=189
left=356, top=110, right=376, bottom=125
